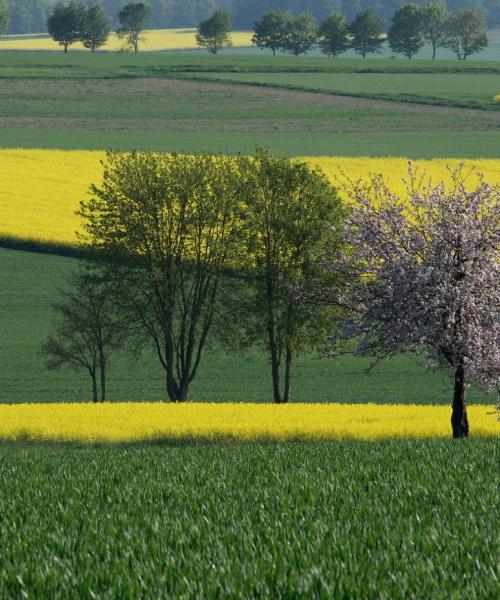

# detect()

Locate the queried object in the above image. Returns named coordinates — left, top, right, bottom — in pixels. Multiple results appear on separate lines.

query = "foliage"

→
left=0, top=0, right=8, bottom=37
left=349, top=8, right=385, bottom=58
left=79, top=152, right=242, bottom=402
left=235, top=151, right=344, bottom=403
left=421, top=2, right=450, bottom=60
left=81, top=3, right=110, bottom=52
left=46, top=0, right=86, bottom=53
left=196, top=10, right=232, bottom=54
left=281, top=12, right=317, bottom=56
left=41, top=264, right=126, bottom=403
left=445, top=8, right=488, bottom=60
left=317, top=11, right=349, bottom=58
left=0, top=402, right=498, bottom=441
left=331, top=167, right=500, bottom=437
left=117, top=1, right=150, bottom=53
left=252, top=10, right=292, bottom=56
left=388, top=3, right=425, bottom=59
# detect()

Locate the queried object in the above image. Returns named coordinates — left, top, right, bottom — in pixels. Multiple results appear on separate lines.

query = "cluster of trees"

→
left=45, top=1, right=150, bottom=52
left=43, top=150, right=500, bottom=438
left=42, top=1, right=233, bottom=54
left=254, top=4, right=489, bottom=59
left=4, top=1, right=500, bottom=34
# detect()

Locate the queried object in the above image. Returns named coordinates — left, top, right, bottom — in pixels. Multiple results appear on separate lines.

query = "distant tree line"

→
left=253, top=4, right=488, bottom=59
left=4, top=0, right=500, bottom=34
left=3, top=0, right=489, bottom=59
left=42, top=150, right=500, bottom=439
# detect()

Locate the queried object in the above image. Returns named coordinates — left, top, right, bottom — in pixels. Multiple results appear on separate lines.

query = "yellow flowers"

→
left=0, top=403, right=497, bottom=442
left=1, top=150, right=500, bottom=246
left=494, top=95, right=500, bottom=103
left=0, top=29, right=254, bottom=52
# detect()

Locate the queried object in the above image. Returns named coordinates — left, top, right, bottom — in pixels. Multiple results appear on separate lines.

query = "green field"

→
left=186, top=71, right=500, bottom=110
left=0, top=52, right=499, bottom=157
left=0, top=248, right=493, bottom=405
left=0, top=439, right=498, bottom=598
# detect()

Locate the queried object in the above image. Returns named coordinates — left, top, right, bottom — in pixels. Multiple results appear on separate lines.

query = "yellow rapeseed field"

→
left=0, top=29, right=253, bottom=52
left=0, top=403, right=497, bottom=442
left=1, top=149, right=500, bottom=246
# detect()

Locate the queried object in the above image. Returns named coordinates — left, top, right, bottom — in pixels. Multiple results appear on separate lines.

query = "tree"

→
left=331, top=168, right=500, bottom=437
left=282, top=12, right=317, bottom=56
left=421, top=2, right=450, bottom=60
left=117, top=2, right=150, bottom=53
left=252, top=11, right=292, bottom=56
left=388, top=3, right=424, bottom=59
left=349, top=9, right=385, bottom=58
left=47, top=1, right=86, bottom=53
left=42, top=265, right=126, bottom=403
left=0, top=0, right=9, bottom=37
left=80, top=152, right=242, bottom=403
left=239, top=150, right=344, bottom=404
left=196, top=10, right=232, bottom=54
left=81, top=4, right=111, bottom=52
left=317, top=11, right=349, bottom=58
left=445, top=9, right=488, bottom=60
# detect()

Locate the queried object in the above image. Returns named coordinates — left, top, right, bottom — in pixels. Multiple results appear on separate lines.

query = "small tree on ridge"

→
left=81, top=4, right=111, bottom=53
left=252, top=11, right=292, bottom=56
left=445, top=9, right=488, bottom=60
left=196, top=10, right=232, bottom=54
left=349, top=9, right=385, bottom=59
left=117, top=2, right=150, bottom=53
left=388, top=3, right=424, bottom=59
left=318, top=12, right=350, bottom=58
left=47, top=1, right=86, bottom=53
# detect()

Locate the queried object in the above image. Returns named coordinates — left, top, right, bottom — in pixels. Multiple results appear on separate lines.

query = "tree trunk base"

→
left=451, top=409, right=469, bottom=438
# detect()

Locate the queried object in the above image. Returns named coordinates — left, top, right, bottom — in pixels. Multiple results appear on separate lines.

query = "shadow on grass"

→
left=0, top=434, right=494, bottom=452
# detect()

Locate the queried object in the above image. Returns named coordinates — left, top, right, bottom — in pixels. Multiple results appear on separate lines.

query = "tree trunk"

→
left=451, top=364, right=469, bottom=438
left=64, top=44, right=68, bottom=53
left=270, top=344, right=282, bottom=404
left=283, top=347, right=292, bottom=404
left=432, top=44, right=436, bottom=60
left=100, top=360, right=106, bottom=403
left=92, top=373, right=98, bottom=403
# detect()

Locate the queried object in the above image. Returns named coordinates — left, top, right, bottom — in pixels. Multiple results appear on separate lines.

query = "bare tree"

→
left=42, top=265, right=125, bottom=402
left=325, top=166, right=500, bottom=437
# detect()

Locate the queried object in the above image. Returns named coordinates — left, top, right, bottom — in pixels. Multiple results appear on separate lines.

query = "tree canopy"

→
left=196, top=10, right=232, bottom=54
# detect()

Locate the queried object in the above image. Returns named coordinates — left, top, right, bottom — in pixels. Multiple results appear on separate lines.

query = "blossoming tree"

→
left=332, top=167, right=499, bottom=437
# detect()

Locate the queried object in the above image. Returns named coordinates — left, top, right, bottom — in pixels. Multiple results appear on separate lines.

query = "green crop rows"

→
left=0, top=439, right=498, bottom=598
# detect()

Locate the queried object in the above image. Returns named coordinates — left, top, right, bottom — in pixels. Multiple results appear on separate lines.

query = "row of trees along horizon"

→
left=0, top=1, right=490, bottom=59
left=41, top=150, right=500, bottom=439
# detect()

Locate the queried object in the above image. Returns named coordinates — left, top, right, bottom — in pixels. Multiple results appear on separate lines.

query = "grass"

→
left=1, top=52, right=499, bottom=157
left=0, top=248, right=494, bottom=406
left=0, top=439, right=498, bottom=597
left=182, top=71, right=500, bottom=110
